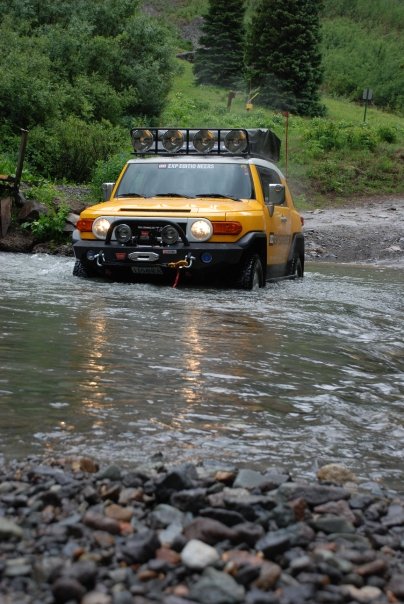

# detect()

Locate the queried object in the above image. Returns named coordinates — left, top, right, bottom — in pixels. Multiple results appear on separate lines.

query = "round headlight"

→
left=193, top=130, right=215, bottom=153
left=224, top=129, right=248, bottom=154
left=131, top=129, right=154, bottom=153
left=161, top=225, right=179, bottom=245
left=162, top=130, right=184, bottom=153
left=92, top=217, right=112, bottom=239
left=190, top=219, right=213, bottom=241
left=115, top=223, right=132, bottom=244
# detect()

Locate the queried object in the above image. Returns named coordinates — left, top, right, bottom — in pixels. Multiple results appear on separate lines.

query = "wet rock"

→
left=232, top=521, right=265, bottom=546
left=388, top=574, right=404, bottom=599
left=97, top=465, right=122, bottom=481
left=0, top=517, right=23, bottom=539
left=317, top=464, right=357, bottom=485
left=155, top=464, right=198, bottom=502
left=183, top=517, right=235, bottom=545
left=83, top=511, right=121, bottom=535
left=233, top=469, right=266, bottom=490
left=341, top=584, right=383, bottom=602
left=256, top=530, right=291, bottom=557
left=180, top=538, right=220, bottom=569
left=314, top=499, right=356, bottom=524
left=171, top=488, right=208, bottom=513
left=311, top=514, right=355, bottom=534
left=149, top=503, right=186, bottom=528
left=382, top=502, right=404, bottom=527
left=278, top=483, right=350, bottom=506
left=189, top=567, right=245, bottom=604
left=121, top=530, right=160, bottom=564
left=199, top=507, right=245, bottom=527
left=52, top=576, right=86, bottom=603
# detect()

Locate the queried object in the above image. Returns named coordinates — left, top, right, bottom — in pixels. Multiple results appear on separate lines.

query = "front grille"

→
left=107, top=219, right=188, bottom=247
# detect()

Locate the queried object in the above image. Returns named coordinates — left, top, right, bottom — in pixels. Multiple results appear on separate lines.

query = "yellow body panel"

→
left=75, top=155, right=303, bottom=274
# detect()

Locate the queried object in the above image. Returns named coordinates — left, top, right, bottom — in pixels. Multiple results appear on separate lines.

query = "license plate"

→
left=131, top=265, right=163, bottom=275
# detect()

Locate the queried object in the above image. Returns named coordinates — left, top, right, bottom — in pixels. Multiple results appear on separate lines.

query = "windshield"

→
left=116, top=162, right=254, bottom=200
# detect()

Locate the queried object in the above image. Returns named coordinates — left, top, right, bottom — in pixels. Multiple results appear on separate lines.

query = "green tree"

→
left=245, top=0, right=325, bottom=116
left=193, top=0, right=246, bottom=88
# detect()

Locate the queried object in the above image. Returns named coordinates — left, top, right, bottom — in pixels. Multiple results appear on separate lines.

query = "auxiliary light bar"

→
left=130, top=128, right=249, bottom=156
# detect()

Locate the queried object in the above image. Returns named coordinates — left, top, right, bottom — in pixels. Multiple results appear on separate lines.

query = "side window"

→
left=257, top=167, right=281, bottom=204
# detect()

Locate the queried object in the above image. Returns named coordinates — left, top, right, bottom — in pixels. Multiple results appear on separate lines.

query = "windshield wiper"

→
left=117, top=193, right=147, bottom=198
left=194, top=193, right=241, bottom=201
left=153, top=193, right=195, bottom=198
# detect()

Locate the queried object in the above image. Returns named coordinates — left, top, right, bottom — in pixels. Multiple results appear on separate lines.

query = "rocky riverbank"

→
left=1, top=457, right=404, bottom=604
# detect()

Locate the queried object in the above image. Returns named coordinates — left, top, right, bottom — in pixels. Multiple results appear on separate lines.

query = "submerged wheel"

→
left=236, top=253, right=264, bottom=290
left=288, top=252, right=304, bottom=279
left=73, top=259, right=99, bottom=278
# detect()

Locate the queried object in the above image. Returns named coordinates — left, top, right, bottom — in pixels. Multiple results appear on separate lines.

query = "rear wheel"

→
left=73, top=259, right=99, bottom=278
left=288, top=252, right=304, bottom=279
left=236, top=253, right=264, bottom=290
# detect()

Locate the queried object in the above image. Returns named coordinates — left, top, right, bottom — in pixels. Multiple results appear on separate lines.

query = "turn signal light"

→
left=77, top=219, right=94, bottom=232
left=212, top=221, right=242, bottom=235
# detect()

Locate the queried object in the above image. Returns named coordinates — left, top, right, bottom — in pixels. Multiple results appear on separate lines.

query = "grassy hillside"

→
left=157, top=60, right=404, bottom=208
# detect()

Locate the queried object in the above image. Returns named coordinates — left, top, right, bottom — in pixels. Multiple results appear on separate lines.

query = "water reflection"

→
left=0, top=253, right=403, bottom=491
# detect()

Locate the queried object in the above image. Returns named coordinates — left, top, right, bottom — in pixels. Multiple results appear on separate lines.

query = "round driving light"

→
left=162, top=130, right=184, bottom=153
left=193, top=129, right=215, bottom=153
left=190, top=219, right=213, bottom=241
left=161, top=225, right=179, bottom=245
left=92, top=217, right=111, bottom=239
left=131, top=129, right=154, bottom=153
left=224, top=129, right=248, bottom=153
left=201, top=252, right=213, bottom=264
left=115, top=223, right=132, bottom=244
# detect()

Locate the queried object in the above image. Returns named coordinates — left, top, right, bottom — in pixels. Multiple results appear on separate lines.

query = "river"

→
left=1, top=252, right=403, bottom=491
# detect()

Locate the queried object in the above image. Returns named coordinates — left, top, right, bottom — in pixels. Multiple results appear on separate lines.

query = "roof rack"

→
left=129, top=128, right=281, bottom=162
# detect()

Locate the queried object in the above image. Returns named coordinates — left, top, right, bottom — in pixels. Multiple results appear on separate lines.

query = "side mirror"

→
left=268, top=183, right=285, bottom=206
left=102, top=182, right=115, bottom=201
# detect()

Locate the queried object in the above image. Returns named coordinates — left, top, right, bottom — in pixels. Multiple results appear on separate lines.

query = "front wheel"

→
left=73, top=259, right=100, bottom=278
left=235, top=253, right=264, bottom=290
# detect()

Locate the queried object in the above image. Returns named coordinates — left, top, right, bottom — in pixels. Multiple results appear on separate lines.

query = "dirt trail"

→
left=303, top=196, right=404, bottom=267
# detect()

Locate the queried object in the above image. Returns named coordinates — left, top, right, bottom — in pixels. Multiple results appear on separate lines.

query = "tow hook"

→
left=95, top=252, right=106, bottom=267
left=168, top=253, right=195, bottom=270
left=170, top=253, right=195, bottom=288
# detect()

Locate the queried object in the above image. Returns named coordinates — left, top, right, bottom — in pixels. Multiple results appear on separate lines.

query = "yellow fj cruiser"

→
left=72, top=128, right=304, bottom=289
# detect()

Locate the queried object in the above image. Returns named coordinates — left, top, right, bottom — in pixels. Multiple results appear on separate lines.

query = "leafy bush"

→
left=90, top=151, right=132, bottom=199
left=22, top=203, right=70, bottom=242
left=27, top=118, right=128, bottom=182
left=303, top=120, right=381, bottom=153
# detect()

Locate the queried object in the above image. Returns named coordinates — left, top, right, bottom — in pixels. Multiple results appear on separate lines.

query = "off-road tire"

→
left=288, top=252, right=304, bottom=279
left=73, top=259, right=99, bottom=278
left=236, top=253, right=264, bottom=290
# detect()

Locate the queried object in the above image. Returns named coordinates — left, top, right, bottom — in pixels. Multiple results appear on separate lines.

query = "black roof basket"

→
left=247, top=129, right=281, bottom=163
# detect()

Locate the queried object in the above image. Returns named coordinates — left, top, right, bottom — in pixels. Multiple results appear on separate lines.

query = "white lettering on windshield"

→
left=158, top=163, right=215, bottom=170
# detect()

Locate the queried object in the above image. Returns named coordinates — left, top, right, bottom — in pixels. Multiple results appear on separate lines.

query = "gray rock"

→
left=121, top=529, right=160, bottom=563
left=388, top=574, right=404, bottom=599
left=97, top=464, right=122, bottom=481
left=256, top=530, right=291, bottom=557
left=181, top=538, right=220, bottom=569
left=0, top=517, right=23, bottom=539
left=149, top=503, right=185, bottom=528
left=233, top=469, right=266, bottom=490
left=382, top=503, right=404, bottom=527
left=52, top=576, right=86, bottom=603
left=278, top=482, right=350, bottom=506
left=183, top=516, right=235, bottom=545
left=190, top=566, right=245, bottom=603
left=311, top=514, right=355, bottom=534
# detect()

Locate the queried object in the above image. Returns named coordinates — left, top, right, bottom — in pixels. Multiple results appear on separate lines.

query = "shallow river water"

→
left=1, top=252, right=403, bottom=491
